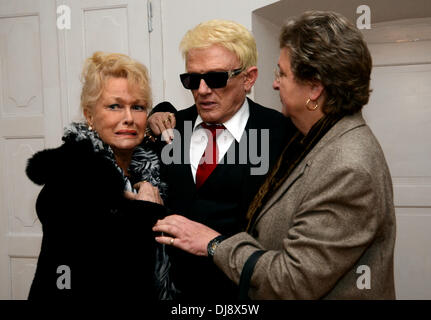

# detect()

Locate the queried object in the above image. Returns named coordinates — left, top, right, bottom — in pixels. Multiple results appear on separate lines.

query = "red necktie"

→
left=195, top=123, right=225, bottom=189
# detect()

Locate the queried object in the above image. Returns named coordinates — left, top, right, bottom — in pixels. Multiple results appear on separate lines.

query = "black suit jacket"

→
left=155, top=98, right=290, bottom=300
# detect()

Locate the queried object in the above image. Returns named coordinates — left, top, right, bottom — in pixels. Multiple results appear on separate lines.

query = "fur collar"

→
left=27, top=122, right=167, bottom=199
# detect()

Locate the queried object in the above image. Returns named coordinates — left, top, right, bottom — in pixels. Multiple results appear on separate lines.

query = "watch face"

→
left=209, top=242, right=216, bottom=256
left=208, top=235, right=226, bottom=256
left=208, top=239, right=219, bottom=256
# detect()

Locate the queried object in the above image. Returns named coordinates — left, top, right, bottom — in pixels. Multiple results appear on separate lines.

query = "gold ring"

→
left=163, top=118, right=170, bottom=124
left=170, top=238, right=174, bottom=245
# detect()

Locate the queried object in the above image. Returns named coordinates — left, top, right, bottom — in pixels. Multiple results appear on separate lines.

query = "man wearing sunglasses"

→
left=147, top=19, right=289, bottom=300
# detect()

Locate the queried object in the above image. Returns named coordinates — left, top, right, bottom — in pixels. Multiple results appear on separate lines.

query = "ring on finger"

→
left=170, top=238, right=175, bottom=245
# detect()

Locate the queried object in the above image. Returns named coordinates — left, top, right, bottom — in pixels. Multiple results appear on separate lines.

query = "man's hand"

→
left=153, top=215, right=220, bottom=256
left=124, top=181, right=164, bottom=205
left=147, top=112, right=176, bottom=143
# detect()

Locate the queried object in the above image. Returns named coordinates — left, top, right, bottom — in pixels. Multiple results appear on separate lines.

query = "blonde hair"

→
left=179, top=19, right=257, bottom=70
left=80, top=51, right=152, bottom=115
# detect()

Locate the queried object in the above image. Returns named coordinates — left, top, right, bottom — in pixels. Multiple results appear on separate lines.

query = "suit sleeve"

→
left=214, top=161, right=380, bottom=299
left=150, top=101, right=177, bottom=116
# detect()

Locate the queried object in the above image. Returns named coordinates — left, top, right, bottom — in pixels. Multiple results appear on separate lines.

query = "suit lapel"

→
left=198, top=101, right=251, bottom=190
left=196, top=99, right=264, bottom=213
left=173, top=106, right=198, bottom=193
left=238, top=100, right=262, bottom=204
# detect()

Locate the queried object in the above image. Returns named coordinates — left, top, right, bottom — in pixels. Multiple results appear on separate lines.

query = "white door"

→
left=57, top=0, right=162, bottom=124
left=362, top=17, right=431, bottom=299
left=0, top=0, right=161, bottom=299
left=0, top=0, right=63, bottom=300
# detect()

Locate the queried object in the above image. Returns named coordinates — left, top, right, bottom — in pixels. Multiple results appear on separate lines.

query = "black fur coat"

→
left=26, top=128, right=168, bottom=300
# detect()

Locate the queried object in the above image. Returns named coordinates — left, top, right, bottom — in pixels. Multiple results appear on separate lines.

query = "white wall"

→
left=159, top=0, right=278, bottom=110
left=252, top=13, right=282, bottom=112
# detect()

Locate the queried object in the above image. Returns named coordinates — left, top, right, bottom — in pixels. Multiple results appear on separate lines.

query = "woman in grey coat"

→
left=153, top=11, right=396, bottom=300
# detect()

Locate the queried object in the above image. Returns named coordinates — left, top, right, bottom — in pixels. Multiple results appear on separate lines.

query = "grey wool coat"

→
left=214, top=112, right=396, bottom=299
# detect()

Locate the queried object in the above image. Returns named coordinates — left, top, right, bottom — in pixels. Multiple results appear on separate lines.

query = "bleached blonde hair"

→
left=180, top=19, right=257, bottom=70
left=80, top=51, right=152, bottom=115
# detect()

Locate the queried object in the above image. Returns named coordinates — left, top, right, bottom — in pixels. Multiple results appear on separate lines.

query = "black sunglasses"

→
left=180, top=68, right=243, bottom=90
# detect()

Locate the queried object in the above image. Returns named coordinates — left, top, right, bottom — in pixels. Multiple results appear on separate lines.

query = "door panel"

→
left=0, top=0, right=61, bottom=300
left=58, top=0, right=152, bottom=124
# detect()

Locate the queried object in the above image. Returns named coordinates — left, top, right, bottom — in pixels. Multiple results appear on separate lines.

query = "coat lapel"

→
left=249, top=112, right=367, bottom=230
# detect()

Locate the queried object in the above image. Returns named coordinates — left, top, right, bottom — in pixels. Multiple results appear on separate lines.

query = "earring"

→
left=306, top=98, right=319, bottom=111
left=88, top=124, right=93, bottom=131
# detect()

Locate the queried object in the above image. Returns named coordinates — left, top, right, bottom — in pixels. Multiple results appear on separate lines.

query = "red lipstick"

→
left=116, top=130, right=137, bottom=135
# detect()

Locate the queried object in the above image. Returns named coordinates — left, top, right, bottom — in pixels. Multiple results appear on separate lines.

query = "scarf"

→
left=63, top=122, right=176, bottom=299
left=63, top=122, right=167, bottom=198
left=245, top=113, right=343, bottom=232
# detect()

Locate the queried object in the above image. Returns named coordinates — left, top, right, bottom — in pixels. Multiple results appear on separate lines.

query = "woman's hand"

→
left=147, top=112, right=176, bottom=143
left=124, top=181, right=164, bottom=205
left=153, top=215, right=221, bottom=256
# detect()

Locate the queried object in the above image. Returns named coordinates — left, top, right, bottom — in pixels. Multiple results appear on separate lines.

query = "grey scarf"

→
left=63, top=122, right=167, bottom=197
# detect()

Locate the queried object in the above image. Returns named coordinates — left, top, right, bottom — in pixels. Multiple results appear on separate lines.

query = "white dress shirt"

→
left=190, top=99, right=250, bottom=182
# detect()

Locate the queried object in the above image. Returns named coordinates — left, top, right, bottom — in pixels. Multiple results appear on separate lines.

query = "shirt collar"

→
left=193, top=99, right=250, bottom=142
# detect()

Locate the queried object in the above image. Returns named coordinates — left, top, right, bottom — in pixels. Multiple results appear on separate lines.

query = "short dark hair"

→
left=279, top=11, right=372, bottom=116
